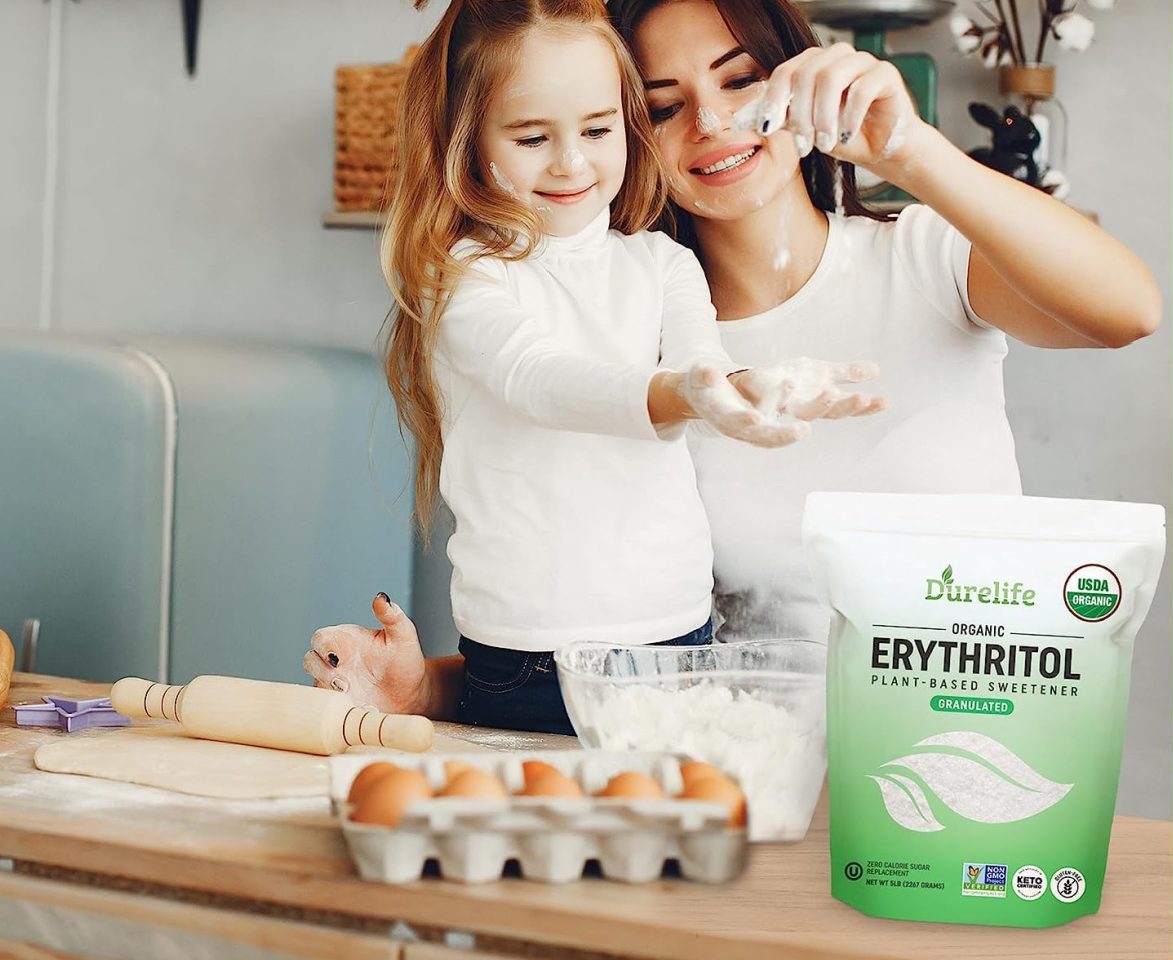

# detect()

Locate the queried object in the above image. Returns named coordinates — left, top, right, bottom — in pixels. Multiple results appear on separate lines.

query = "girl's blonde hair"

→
left=383, top=0, right=666, bottom=541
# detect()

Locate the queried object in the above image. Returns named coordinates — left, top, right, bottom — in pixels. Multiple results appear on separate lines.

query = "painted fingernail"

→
left=793, top=133, right=812, bottom=157
left=815, top=132, right=835, bottom=154
left=376, top=591, right=390, bottom=603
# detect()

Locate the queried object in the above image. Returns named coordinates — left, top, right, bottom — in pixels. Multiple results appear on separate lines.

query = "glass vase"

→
left=998, top=63, right=1069, bottom=195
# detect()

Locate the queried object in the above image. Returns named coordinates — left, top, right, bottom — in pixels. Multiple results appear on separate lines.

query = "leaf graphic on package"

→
left=915, top=731, right=1064, bottom=794
left=868, top=773, right=945, bottom=832
left=876, top=731, right=1072, bottom=828
left=942, top=565, right=954, bottom=584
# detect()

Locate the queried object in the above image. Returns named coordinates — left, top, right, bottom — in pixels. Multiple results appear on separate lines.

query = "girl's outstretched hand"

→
left=733, top=42, right=929, bottom=182
left=303, top=593, right=428, bottom=713
left=683, top=363, right=811, bottom=448
left=732, top=358, right=888, bottom=422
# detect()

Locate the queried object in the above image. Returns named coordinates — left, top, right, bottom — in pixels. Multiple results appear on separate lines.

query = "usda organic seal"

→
left=1063, top=564, right=1121, bottom=622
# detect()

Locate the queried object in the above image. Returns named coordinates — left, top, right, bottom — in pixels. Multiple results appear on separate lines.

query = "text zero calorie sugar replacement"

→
left=802, top=493, right=1165, bottom=927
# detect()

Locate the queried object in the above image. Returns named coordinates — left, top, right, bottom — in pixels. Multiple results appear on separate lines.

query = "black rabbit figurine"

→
left=967, top=103, right=1041, bottom=186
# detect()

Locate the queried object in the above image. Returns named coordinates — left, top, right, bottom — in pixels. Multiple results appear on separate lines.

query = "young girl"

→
left=311, top=0, right=881, bottom=734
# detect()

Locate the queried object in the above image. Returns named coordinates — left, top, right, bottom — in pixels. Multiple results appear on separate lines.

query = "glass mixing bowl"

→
left=554, top=638, right=827, bottom=842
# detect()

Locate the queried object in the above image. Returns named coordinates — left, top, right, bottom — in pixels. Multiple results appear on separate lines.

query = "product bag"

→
left=803, top=493, right=1165, bottom=927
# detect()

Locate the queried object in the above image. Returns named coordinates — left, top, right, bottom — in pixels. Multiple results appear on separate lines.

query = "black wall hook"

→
left=182, top=0, right=200, bottom=76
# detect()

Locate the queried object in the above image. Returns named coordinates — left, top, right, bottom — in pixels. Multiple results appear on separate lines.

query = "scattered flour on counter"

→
left=583, top=681, right=825, bottom=841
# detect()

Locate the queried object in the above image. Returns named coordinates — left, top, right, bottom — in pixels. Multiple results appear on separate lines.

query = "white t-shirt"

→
left=688, top=205, right=1022, bottom=645
left=435, top=209, right=730, bottom=650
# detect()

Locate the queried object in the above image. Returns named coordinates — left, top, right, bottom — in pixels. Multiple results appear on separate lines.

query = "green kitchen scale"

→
left=797, top=0, right=955, bottom=207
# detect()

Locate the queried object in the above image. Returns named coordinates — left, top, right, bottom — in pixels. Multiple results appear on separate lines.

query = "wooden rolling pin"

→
left=110, top=675, right=433, bottom=755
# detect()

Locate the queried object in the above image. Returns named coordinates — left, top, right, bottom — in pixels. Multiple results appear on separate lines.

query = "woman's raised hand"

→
left=733, top=43, right=928, bottom=178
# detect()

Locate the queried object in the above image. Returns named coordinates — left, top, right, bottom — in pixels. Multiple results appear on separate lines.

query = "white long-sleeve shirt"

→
left=434, top=209, right=730, bottom=650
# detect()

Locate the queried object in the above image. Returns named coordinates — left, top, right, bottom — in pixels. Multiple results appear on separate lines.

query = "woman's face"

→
left=632, top=0, right=802, bottom=221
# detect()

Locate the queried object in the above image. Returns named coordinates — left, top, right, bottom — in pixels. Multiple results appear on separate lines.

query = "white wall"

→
left=2, top=1, right=1167, bottom=818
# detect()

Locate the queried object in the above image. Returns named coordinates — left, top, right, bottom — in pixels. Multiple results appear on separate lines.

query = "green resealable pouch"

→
left=802, top=493, right=1165, bottom=928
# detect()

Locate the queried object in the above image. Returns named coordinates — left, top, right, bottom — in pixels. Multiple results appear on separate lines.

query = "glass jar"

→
left=998, top=63, right=1069, bottom=195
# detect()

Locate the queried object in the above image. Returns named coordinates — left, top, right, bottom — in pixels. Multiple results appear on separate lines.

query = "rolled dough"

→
left=33, top=725, right=499, bottom=800
left=34, top=727, right=328, bottom=799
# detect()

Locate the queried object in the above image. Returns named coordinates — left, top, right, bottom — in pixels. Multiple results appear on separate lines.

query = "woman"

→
left=609, top=0, right=1157, bottom=646
left=304, top=0, right=1159, bottom=724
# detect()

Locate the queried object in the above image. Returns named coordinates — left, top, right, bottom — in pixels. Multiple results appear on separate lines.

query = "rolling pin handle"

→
left=344, top=708, right=434, bottom=753
left=110, top=677, right=186, bottom=722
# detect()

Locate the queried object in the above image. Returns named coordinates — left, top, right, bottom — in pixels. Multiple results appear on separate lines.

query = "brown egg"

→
left=597, top=771, right=666, bottom=800
left=680, top=776, right=747, bottom=827
left=350, top=767, right=432, bottom=826
left=519, top=771, right=585, bottom=798
left=443, top=760, right=475, bottom=782
left=438, top=768, right=509, bottom=799
left=347, top=761, right=403, bottom=806
left=679, top=760, right=730, bottom=790
left=521, top=759, right=561, bottom=786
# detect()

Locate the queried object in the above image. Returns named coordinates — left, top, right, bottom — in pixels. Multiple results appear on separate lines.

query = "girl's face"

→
left=633, top=0, right=802, bottom=220
left=479, top=27, right=628, bottom=237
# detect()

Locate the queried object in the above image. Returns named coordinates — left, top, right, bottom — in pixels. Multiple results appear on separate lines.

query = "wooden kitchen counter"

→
left=1, top=673, right=1169, bottom=960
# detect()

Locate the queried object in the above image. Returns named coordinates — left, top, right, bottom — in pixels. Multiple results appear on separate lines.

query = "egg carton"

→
left=332, top=751, right=747, bottom=884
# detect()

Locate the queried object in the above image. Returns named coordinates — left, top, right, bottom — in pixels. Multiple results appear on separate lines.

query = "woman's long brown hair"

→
left=383, top=0, right=666, bottom=541
left=610, top=0, right=892, bottom=256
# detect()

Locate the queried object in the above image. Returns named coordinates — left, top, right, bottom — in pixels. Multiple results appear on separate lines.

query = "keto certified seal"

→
left=1012, top=865, right=1047, bottom=901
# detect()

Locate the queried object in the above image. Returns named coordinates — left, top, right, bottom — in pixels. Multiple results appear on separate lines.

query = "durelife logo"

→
left=925, top=565, right=1036, bottom=607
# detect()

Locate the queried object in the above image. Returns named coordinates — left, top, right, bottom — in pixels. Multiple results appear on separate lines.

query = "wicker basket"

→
left=333, top=47, right=417, bottom=214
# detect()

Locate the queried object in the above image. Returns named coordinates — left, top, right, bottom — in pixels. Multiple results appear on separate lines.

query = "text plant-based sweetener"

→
left=802, top=493, right=1165, bottom=927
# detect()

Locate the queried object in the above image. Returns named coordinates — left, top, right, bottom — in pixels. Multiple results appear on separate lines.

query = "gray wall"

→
left=2, top=1, right=1168, bottom=818
left=885, top=3, right=1172, bottom=821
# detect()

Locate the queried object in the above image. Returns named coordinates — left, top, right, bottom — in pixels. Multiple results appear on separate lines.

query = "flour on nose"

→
left=696, top=106, right=720, bottom=135
left=560, top=148, right=587, bottom=176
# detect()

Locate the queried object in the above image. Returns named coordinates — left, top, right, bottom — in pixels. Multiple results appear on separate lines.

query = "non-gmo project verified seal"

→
left=961, top=863, right=1007, bottom=898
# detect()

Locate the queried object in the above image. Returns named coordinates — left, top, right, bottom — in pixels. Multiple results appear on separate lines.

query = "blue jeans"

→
left=456, top=620, right=714, bottom=736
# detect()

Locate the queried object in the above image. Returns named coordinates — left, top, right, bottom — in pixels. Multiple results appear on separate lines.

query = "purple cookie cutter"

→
left=14, top=696, right=131, bottom=733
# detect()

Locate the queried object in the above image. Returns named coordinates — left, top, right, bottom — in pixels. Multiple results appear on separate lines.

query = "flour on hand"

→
left=735, top=358, right=886, bottom=422
left=682, top=363, right=810, bottom=448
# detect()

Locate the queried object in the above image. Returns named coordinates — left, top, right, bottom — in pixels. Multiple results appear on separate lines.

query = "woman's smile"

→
left=689, top=143, right=763, bottom=185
